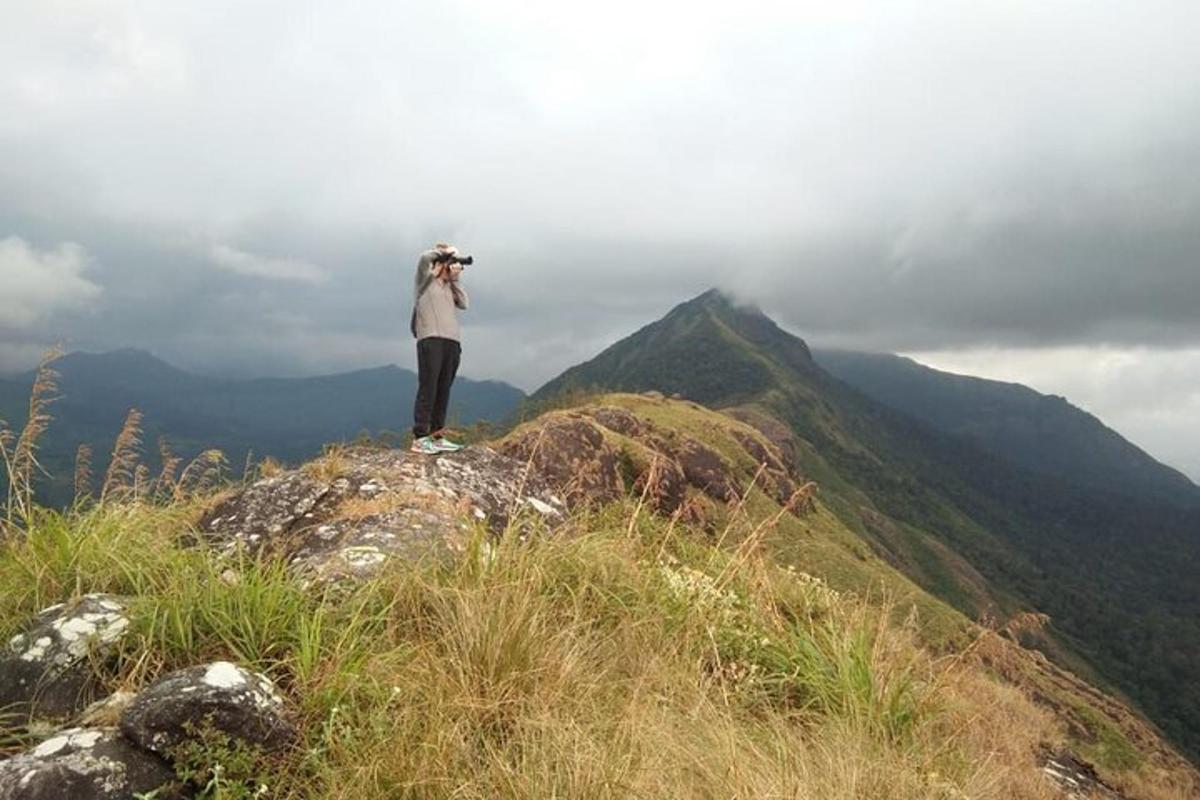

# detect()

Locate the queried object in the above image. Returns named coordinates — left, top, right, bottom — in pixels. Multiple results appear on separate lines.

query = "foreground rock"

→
left=0, top=728, right=180, bottom=800
left=121, top=661, right=295, bottom=757
left=0, top=595, right=130, bottom=721
left=200, top=446, right=565, bottom=582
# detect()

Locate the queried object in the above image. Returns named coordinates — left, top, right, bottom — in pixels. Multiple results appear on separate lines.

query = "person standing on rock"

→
left=410, top=241, right=472, bottom=454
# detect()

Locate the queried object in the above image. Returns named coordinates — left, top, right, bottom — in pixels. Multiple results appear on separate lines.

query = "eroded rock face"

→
left=0, top=727, right=180, bottom=800
left=199, top=446, right=565, bottom=582
left=0, top=595, right=131, bottom=721
left=501, top=405, right=815, bottom=522
left=675, top=437, right=739, bottom=502
left=120, top=661, right=295, bottom=757
left=630, top=453, right=688, bottom=514
left=728, top=429, right=799, bottom=505
left=497, top=416, right=625, bottom=506
left=587, top=406, right=647, bottom=438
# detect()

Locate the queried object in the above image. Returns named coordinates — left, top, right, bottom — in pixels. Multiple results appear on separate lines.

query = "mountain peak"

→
left=673, top=288, right=761, bottom=318
left=39, top=348, right=188, bottom=382
left=532, top=289, right=816, bottom=406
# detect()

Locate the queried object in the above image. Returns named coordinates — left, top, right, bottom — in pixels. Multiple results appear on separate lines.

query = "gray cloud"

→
left=1, top=1, right=1198, bottom=474
left=0, top=237, right=101, bottom=330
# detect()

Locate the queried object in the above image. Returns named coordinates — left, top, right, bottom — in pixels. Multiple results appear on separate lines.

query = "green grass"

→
left=1076, top=704, right=1146, bottom=773
left=0, top=496, right=1068, bottom=799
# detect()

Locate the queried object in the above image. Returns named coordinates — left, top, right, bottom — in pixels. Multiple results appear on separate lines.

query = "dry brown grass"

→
left=302, top=444, right=349, bottom=483
left=73, top=443, right=94, bottom=503
left=2, top=347, right=62, bottom=525
left=336, top=492, right=415, bottom=520
left=257, top=456, right=285, bottom=479
left=174, top=449, right=227, bottom=499
left=289, top=517, right=1068, bottom=800
left=1115, top=767, right=1199, bottom=800
left=101, top=408, right=144, bottom=502
left=153, top=436, right=182, bottom=498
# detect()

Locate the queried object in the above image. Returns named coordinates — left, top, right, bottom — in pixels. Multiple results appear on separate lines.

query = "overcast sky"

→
left=1, top=1, right=1198, bottom=479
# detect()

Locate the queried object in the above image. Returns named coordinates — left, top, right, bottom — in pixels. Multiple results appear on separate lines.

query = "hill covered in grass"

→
left=530, top=289, right=1200, bottom=764
left=2, top=392, right=1196, bottom=798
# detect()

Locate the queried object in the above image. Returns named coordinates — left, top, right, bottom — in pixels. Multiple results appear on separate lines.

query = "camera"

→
left=432, top=251, right=473, bottom=266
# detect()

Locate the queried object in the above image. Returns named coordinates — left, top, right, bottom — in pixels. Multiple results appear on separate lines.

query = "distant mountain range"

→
left=0, top=348, right=524, bottom=505
left=814, top=349, right=1199, bottom=508
left=533, top=288, right=1200, bottom=760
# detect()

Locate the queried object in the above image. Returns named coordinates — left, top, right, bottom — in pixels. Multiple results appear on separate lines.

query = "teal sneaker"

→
left=432, top=436, right=464, bottom=452
left=410, top=436, right=440, bottom=455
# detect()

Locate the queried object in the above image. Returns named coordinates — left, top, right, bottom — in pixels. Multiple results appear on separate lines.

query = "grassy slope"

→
left=586, top=393, right=974, bottom=648
left=1, top=393, right=1197, bottom=796
left=0, top=493, right=1071, bottom=800
left=531, top=292, right=1200, bottom=762
left=506, top=394, right=1200, bottom=784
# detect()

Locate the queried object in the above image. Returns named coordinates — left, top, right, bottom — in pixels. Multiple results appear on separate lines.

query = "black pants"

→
left=413, top=336, right=461, bottom=438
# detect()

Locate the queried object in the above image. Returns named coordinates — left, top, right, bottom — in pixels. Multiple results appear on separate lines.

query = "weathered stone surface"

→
left=0, top=595, right=130, bottom=721
left=503, top=408, right=804, bottom=520
left=197, top=470, right=344, bottom=558
left=498, top=416, right=625, bottom=506
left=199, top=446, right=565, bottom=582
left=727, top=429, right=799, bottom=505
left=0, top=728, right=181, bottom=800
left=675, top=437, right=739, bottom=501
left=1039, top=747, right=1126, bottom=799
left=587, top=406, right=647, bottom=438
left=630, top=452, right=688, bottom=514
left=724, top=408, right=806, bottom=477
left=120, top=661, right=295, bottom=757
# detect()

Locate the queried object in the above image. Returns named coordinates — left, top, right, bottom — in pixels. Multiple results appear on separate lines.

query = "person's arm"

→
left=414, top=250, right=441, bottom=298
left=451, top=275, right=469, bottom=310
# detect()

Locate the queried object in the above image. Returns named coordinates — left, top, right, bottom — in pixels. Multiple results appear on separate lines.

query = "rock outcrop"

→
left=199, top=446, right=565, bottom=583
left=1039, top=747, right=1125, bottom=799
left=0, top=660, right=294, bottom=799
left=0, top=728, right=181, bottom=800
left=496, top=416, right=626, bottom=507
left=0, top=595, right=130, bottom=721
left=121, top=661, right=295, bottom=757
left=497, top=401, right=808, bottom=522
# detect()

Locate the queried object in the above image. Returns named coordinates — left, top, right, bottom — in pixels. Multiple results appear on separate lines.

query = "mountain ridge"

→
left=531, top=288, right=1200, bottom=763
left=814, top=348, right=1199, bottom=506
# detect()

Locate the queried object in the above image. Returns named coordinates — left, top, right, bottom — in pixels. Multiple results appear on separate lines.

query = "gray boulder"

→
left=0, top=727, right=180, bottom=800
left=120, top=662, right=295, bottom=757
left=0, top=595, right=130, bottom=721
left=199, top=446, right=565, bottom=583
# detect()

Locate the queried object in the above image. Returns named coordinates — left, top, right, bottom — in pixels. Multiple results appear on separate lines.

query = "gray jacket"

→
left=411, top=249, right=469, bottom=341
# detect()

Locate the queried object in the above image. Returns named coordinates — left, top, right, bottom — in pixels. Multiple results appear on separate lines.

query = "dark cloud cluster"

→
left=1, top=2, right=1198, bottom=475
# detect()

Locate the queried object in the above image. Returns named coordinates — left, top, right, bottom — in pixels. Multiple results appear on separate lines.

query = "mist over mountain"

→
left=533, top=289, right=1200, bottom=760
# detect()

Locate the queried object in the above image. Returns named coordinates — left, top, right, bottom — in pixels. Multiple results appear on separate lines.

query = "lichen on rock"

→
left=199, top=445, right=565, bottom=584
left=0, top=595, right=131, bottom=722
left=120, top=661, right=295, bottom=758
left=0, top=727, right=180, bottom=800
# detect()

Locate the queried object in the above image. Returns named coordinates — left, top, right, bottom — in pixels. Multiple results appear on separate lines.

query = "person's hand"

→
left=448, top=264, right=464, bottom=281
